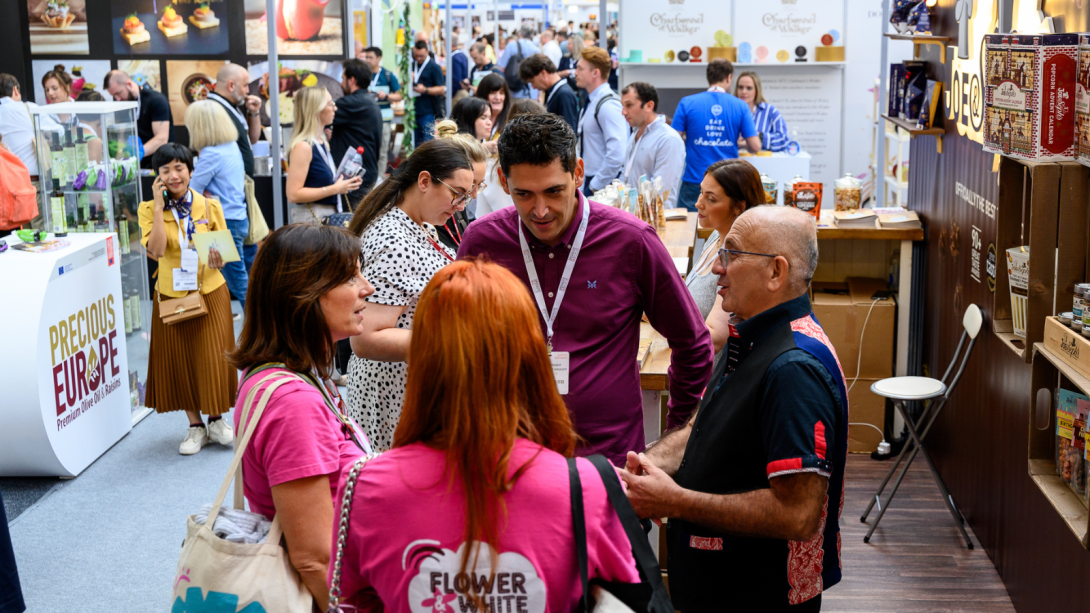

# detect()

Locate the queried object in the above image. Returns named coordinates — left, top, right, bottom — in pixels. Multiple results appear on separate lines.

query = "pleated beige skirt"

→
left=145, top=284, right=237, bottom=416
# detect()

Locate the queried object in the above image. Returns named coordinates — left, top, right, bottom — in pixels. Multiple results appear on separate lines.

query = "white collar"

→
left=588, top=82, right=612, bottom=102
left=0, top=97, right=12, bottom=105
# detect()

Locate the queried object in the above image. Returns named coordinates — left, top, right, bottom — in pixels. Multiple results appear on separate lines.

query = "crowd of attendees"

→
left=0, top=18, right=840, bottom=613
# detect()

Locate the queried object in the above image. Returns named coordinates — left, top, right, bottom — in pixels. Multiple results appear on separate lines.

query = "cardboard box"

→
left=983, top=33, right=1078, bottom=161
left=811, top=277, right=896, bottom=380
left=848, top=379, right=886, bottom=453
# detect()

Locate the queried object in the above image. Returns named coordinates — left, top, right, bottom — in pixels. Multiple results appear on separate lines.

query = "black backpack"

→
left=504, top=40, right=528, bottom=93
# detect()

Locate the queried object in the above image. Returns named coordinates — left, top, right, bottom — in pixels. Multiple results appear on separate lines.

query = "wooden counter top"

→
left=816, top=225, right=924, bottom=241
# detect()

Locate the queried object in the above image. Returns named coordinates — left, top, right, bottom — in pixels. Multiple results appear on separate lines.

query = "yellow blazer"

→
left=139, top=189, right=228, bottom=299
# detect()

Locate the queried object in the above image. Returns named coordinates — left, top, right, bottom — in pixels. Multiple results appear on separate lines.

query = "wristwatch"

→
left=246, top=109, right=260, bottom=118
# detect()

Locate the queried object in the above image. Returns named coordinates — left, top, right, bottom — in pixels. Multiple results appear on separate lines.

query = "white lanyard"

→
left=313, top=141, right=343, bottom=213
left=519, top=194, right=590, bottom=351
left=545, top=80, right=562, bottom=106
left=623, top=122, right=651, bottom=180
left=708, top=86, right=727, bottom=93
left=207, top=92, right=244, bottom=124
left=413, top=57, right=431, bottom=84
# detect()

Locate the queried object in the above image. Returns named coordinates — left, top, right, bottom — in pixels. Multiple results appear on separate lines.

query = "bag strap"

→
left=594, top=92, right=619, bottom=133
left=329, top=453, right=378, bottom=613
left=567, top=458, right=592, bottom=613
left=206, top=371, right=298, bottom=528
left=587, top=455, right=673, bottom=613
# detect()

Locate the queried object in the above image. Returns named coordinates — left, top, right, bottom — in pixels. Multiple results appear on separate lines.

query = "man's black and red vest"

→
left=667, top=294, right=849, bottom=610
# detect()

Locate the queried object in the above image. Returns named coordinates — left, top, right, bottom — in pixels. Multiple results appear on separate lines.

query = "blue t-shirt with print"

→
left=672, top=91, right=757, bottom=184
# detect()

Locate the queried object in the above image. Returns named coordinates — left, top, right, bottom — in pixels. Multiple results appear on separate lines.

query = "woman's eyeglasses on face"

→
left=436, top=178, right=474, bottom=207
left=717, top=248, right=778, bottom=268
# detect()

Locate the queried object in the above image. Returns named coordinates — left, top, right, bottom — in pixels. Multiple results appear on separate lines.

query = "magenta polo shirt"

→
left=457, top=193, right=713, bottom=462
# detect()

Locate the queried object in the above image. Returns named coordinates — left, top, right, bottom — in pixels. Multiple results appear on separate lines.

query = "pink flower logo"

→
left=421, top=589, right=457, bottom=612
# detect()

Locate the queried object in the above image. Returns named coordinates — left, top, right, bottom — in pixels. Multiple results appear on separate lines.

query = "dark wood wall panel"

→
left=907, top=27, right=1090, bottom=609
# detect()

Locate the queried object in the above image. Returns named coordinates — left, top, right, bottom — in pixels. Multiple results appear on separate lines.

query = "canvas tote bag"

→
left=171, top=371, right=313, bottom=613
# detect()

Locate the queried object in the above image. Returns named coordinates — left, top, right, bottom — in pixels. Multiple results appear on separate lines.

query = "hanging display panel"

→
left=733, top=0, right=845, bottom=64
left=246, top=60, right=344, bottom=127
left=27, top=0, right=90, bottom=55
left=32, top=60, right=112, bottom=102
left=244, top=0, right=344, bottom=56
left=165, top=60, right=228, bottom=126
left=116, top=60, right=162, bottom=92
left=616, top=0, right=729, bottom=64
left=110, top=0, right=230, bottom=56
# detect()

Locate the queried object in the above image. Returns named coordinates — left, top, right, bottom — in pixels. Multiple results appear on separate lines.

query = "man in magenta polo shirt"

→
left=458, top=113, right=713, bottom=463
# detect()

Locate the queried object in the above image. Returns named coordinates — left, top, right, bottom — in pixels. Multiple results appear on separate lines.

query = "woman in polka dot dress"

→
left=344, top=139, right=476, bottom=450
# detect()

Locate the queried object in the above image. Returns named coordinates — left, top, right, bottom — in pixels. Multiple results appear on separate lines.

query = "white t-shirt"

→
left=0, top=97, right=62, bottom=176
left=474, top=157, right=514, bottom=217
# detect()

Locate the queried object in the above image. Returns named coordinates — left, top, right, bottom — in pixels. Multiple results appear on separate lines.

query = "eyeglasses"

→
left=436, top=178, right=473, bottom=208
left=717, top=248, right=778, bottom=268
left=472, top=180, right=487, bottom=196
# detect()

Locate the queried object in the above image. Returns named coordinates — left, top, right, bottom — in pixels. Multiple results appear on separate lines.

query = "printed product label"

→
left=1043, top=53, right=1077, bottom=154
left=993, top=80, right=1028, bottom=110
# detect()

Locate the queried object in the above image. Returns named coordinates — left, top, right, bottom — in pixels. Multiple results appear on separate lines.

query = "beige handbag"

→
left=171, top=371, right=314, bottom=613
left=244, top=175, right=269, bottom=245
left=157, top=266, right=207, bottom=325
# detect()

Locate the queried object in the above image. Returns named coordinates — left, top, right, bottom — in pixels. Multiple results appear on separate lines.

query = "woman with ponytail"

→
left=344, top=138, right=475, bottom=450
left=432, top=118, right=488, bottom=250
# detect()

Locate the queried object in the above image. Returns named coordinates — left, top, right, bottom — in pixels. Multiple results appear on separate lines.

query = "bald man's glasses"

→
left=718, top=248, right=777, bottom=268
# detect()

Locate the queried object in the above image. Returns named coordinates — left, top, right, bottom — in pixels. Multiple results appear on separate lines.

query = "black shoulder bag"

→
left=567, top=455, right=673, bottom=613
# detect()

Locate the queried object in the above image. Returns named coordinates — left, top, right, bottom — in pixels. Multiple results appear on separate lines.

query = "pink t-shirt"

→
left=234, top=368, right=367, bottom=520
left=330, top=438, right=640, bottom=612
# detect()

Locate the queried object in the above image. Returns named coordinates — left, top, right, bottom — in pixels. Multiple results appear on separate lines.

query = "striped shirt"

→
left=752, top=102, right=790, bottom=153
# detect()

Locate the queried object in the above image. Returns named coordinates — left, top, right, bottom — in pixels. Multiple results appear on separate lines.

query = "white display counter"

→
left=742, top=152, right=812, bottom=205
left=0, top=233, right=132, bottom=477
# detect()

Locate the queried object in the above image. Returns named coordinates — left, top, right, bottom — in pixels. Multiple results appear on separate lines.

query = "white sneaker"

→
left=208, top=418, right=234, bottom=446
left=179, top=425, right=209, bottom=455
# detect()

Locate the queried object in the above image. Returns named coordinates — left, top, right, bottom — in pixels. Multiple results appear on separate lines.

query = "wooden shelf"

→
left=881, top=115, right=944, bottom=153
left=994, top=326, right=1029, bottom=359
left=816, top=226, right=924, bottom=241
left=1030, top=343, right=1090, bottom=548
left=883, top=33, right=951, bottom=63
left=884, top=175, right=908, bottom=191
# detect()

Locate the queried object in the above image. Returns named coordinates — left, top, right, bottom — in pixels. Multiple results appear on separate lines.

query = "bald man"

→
left=621, top=206, right=848, bottom=612
left=105, top=69, right=173, bottom=167
left=207, top=63, right=263, bottom=178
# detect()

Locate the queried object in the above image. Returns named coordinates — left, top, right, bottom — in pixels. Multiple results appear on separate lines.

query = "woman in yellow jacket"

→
left=139, top=143, right=237, bottom=456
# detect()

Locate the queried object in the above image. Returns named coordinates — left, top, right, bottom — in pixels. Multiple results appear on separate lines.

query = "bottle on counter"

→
left=49, top=133, right=66, bottom=188
left=63, top=126, right=77, bottom=188
left=783, top=175, right=804, bottom=208
left=118, top=207, right=131, bottom=255
left=123, top=292, right=133, bottom=335
left=50, top=178, right=67, bottom=237
left=834, top=173, right=863, bottom=212
left=74, top=126, right=88, bottom=175
left=131, top=291, right=142, bottom=330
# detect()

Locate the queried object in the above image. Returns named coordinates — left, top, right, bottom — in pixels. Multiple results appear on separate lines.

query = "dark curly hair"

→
left=497, top=113, right=577, bottom=178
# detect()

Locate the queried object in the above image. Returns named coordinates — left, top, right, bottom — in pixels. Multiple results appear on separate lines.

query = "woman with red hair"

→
left=329, top=259, right=640, bottom=612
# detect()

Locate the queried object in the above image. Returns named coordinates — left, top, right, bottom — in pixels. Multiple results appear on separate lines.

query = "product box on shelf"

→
left=984, top=33, right=1079, bottom=161
left=1044, top=315, right=1090, bottom=379
left=1078, top=35, right=1090, bottom=166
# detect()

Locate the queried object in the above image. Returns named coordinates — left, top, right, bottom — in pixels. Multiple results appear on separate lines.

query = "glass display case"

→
left=31, top=101, right=151, bottom=424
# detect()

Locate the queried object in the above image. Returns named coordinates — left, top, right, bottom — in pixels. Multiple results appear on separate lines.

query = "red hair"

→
left=394, top=259, right=575, bottom=603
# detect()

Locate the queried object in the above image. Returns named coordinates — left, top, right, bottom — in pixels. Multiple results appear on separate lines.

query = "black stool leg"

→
left=902, top=411, right=974, bottom=549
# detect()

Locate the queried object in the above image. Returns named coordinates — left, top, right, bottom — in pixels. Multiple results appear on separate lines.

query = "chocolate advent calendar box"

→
left=984, top=33, right=1078, bottom=161
left=1077, top=35, right=1090, bottom=166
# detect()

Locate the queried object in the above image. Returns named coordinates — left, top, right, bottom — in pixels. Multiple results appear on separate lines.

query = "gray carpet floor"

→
left=6, top=302, right=245, bottom=612
left=8, top=408, right=237, bottom=611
